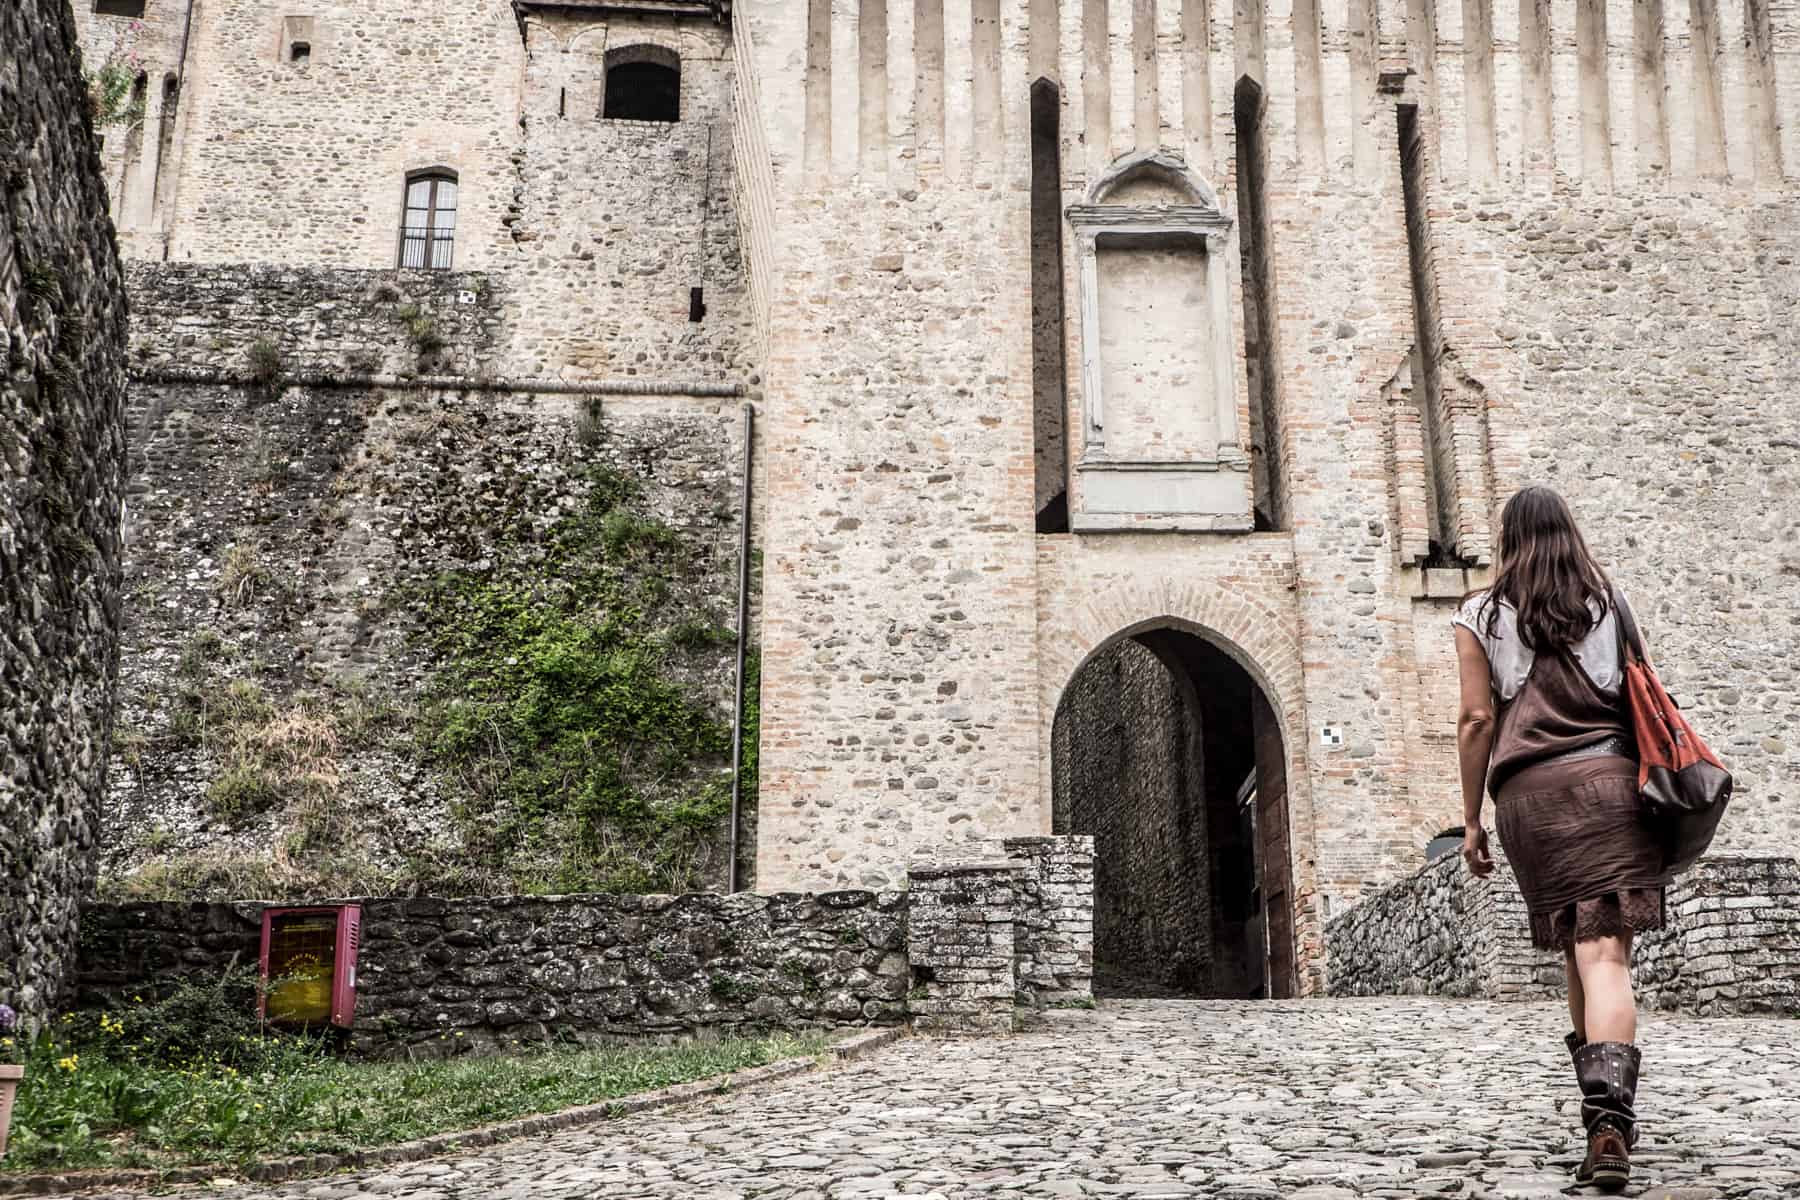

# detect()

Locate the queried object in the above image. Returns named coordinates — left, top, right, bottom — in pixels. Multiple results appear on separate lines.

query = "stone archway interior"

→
left=1052, top=627, right=1293, bottom=999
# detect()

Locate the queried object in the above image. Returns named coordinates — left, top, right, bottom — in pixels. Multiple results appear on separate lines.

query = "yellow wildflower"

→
left=55, top=1054, right=79, bottom=1073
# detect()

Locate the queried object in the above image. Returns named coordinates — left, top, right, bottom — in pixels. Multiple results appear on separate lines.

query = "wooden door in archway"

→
left=1252, top=687, right=1295, bottom=998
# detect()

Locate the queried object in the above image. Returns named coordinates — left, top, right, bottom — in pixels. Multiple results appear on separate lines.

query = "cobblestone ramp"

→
left=92, top=999, right=1800, bottom=1199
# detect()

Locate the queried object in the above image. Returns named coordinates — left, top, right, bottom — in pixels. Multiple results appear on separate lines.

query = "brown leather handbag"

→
left=1613, top=590, right=1731, bottom=876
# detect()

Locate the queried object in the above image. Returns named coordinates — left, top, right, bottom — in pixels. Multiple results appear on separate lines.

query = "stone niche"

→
left=1068, top=151, right=1251, bottom=531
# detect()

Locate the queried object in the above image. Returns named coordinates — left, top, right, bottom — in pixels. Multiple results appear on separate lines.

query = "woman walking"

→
left=1454, top=486, right=1668, bottom=1193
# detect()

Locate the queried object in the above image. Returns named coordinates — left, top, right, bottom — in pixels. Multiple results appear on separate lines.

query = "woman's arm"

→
left=1455, top=626, right=1497, bottom=877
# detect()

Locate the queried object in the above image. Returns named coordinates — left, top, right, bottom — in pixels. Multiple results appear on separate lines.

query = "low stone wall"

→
left=78, top=891, right=908, bottom=1055
left=74, top=838, right=1096, bottom=1049
left=1635, top=857, right=1800, bottom=1015
left=1326, top=854, right=1800, bottom=1016
left=906, top=862, right=1020, bottom=1036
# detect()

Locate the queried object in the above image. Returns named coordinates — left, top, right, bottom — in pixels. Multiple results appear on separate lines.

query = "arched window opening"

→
left=150, top=74, right=180, bottom=215
left=1030, top=77, right=1069, bottom=535
left=398, top=171, right=457, bottom=270
left=604, top=46, right=681, bottom=122
left=1425, top=827, right=1464, bottom=861
left=1234, top=75, right=1287, bottom=532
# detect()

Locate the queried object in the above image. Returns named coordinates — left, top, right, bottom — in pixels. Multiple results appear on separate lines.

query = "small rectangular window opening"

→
left=94, top=0, right=146, bottom=16
left=689, top=287, right=706, bottom=323
left=281, top=16, right=318, bottom=67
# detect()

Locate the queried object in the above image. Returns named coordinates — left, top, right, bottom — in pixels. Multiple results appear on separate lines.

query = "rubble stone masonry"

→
left=1, top=0, right=129, bottom=1027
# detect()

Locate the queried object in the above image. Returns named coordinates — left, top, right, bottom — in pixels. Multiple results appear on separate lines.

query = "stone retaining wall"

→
left=126, top=263, right=505, bottom=382
left=1326, top=855, right=1800, bottom=1017
left=78, top=890, right=908, bottom=1056
left=73, top=838, right=1096, bottom=1049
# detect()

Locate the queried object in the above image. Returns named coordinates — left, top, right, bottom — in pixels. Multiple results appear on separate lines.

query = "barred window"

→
left=398, top=171, right=456, bottom=269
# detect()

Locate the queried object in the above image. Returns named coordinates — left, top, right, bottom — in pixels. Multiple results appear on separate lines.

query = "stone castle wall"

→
left=0, top=0, right=130, bottom=1027
left=1437, top=191, right=1800, bottom=861
left=509, top=11, right=750, bottom=383
left=75, top=0, right=189, bottom=259
left=125, top=263, right=507, bottom=380
left=160, top=0, right=525, bottom=269
left=63, top=0, right=1800, bottom=996
left=741, top=0, right=1800, bottom=982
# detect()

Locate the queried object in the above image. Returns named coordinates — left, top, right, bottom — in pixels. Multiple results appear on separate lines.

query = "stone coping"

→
left=907, top=861, right=1023, bottom=880
left=0, top=1029, right=902, bottom=1196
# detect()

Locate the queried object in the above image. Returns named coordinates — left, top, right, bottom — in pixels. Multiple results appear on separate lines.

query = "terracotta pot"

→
left=0, top=1064, right=22, bottom=1159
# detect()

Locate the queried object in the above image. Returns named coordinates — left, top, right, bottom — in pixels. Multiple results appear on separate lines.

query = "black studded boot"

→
left=1572, top=1041, right=1640, bottom=1193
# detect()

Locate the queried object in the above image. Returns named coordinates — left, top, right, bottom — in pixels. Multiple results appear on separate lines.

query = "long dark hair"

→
left=1476, top=486, right=1611, bottom=651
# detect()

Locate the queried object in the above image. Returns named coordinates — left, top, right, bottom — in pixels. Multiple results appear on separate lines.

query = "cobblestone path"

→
left=98, top=999, right=1800, bottom=1199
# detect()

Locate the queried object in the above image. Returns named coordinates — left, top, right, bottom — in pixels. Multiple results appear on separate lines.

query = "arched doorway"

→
left=1052, top=625, right=1295, bottom=999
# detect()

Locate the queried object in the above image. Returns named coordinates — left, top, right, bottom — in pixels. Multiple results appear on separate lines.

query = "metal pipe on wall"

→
left=727, top=402, right=755, bottom=892
left=128, top=368, right=747, bottom=398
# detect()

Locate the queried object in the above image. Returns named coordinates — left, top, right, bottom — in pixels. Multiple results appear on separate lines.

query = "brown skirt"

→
left=1493, top=754, right=1669, bottom=953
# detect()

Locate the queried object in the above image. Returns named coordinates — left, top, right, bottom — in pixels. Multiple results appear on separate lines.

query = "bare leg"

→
left=1565, top=948, right=1586, bottom=1040
left=1574, top=933, right=1636, bottom=1044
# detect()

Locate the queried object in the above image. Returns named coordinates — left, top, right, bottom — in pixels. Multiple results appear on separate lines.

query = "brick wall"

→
left=1052, top=638, right=1211, bottom=991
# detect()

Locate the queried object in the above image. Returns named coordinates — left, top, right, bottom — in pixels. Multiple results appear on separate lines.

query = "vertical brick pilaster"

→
left=1002, top=835, right=1095, bottom=1006
left=905, top=861, right=1021, bottom=1035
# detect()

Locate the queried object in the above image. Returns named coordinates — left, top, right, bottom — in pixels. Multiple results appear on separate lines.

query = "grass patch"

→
left=4, top=1019, right=829, bottom=1174
left=108, top=648, right=417, bottom=898
left=245, top=339, right=283, bottom=391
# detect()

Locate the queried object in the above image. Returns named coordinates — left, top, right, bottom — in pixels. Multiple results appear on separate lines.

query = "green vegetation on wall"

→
left=407, top=463, right=744, bottom=895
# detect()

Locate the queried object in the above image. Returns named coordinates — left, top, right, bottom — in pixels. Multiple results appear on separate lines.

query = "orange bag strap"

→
left=1610, top=584, right=1648, bottom=668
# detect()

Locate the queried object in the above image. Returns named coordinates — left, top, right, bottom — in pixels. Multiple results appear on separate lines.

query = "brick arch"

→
left=1041, top=575, right=1304, bottom=743
left=1038, top=573, right=1326, bottom=995
left=522, top=16, right=566, bottom=51
left=566, top=26, right=687, bottom=58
